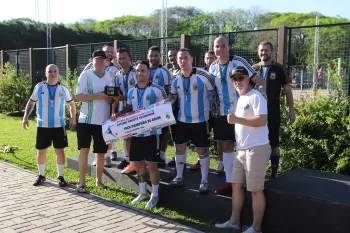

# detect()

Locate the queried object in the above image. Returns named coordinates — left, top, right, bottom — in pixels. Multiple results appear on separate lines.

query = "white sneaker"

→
left=131, top=193, right=149, bottom=203
left=92, top=158, right=97, bottom=166
left=242, top=226, right=262, bottom=233
left=145, top=195, right=159, bottom=209
left=215, top=220, right=241, bottom=230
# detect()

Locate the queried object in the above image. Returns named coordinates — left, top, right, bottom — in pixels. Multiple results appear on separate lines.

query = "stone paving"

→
left=0, top=162, right=203, bottom=233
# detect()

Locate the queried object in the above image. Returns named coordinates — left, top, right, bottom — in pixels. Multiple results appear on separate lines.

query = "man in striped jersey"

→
left=114, top=60, right=167, bottom=208
left=166, top=48, right=216, bottom=194
left=22, top=64, right=76, bottom=187
left=111, top=48, right=137, bottom=173
left=75, top=50, right=113, bottom=193
left=209, top=36, right=266, bottom=195
left=147, top=46, right=172, bottom=167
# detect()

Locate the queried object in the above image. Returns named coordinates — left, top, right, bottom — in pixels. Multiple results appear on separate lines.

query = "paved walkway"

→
left=0, top=162, right=202, bottom=233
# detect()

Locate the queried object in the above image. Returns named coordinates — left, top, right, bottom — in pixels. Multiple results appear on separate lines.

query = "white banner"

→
left=102, top=102, right=176, bottom=144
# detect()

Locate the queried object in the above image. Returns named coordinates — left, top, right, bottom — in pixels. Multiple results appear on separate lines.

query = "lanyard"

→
left=183, top=77, right=191, bottom=101
left=122, top=66, right=133, bottom=94
left=137, top=88, right=146, bottom=108
left=47, top=84, right=57, bottom=107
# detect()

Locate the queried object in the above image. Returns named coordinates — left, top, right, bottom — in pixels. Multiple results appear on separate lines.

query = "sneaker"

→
left=131, top=193, right=149, bottom=203
left=199, top=181, right=209, bottom=194
left=158, top=159, right=166, bottom=168
left=117, top=160, right=129, bottom=169
left=242, top=226, right=262, bottom=233
left=167, top=157, right=176, bottom=167
left=169, top=177, right=184, bottom=187
left=92, top=158, right=97, bottom=166
left=121, top=163, right=136, bottom=174
left=76, top=185, right=86, bottom=193
left=215, top=182, right=232, bottom=195
left=215, top=163, right=225, bottom=175
left=215, top=220, right=241, bottom=230
left=189, top=160, right=200, bottom=171
left=145, top=195, right=159, bottom=209
left=33, top=175, right=46, bottom=186
left=57, top=176, right=67, bottom=187
left=96, top=183, right=107, bottom=189
left=111, top=151, right=118, bottom=161
left=104, top=156, right=112, bottom=168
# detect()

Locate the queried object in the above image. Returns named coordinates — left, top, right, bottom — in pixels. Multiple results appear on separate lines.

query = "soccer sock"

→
left=175, top=151, right=187, bottom=179
left=57, top=164, right=64, bottom=177
left=105, top=150, right=112, bottom=159
left=139, top=182, right=146, bottom=194
left=112, top=143, right=117, bottom=152
left=160, top=151, right=166, bottom=160
left=223, top=152, right=235, bottom=183
left=199, top=153, right=210, bottom=183
left=218, top=161, right=224, bottom=170
left=123, top=140, right=129, bottom=161
left=38, top=164, right=46, bottom=176
left=151, top=184, right=159, bottom=197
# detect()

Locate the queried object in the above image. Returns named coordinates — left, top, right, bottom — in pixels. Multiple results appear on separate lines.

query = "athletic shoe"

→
left=76, top=185, right=86, bottom=193
left=117, top=160, right=129, bottom=169
left=215, top=182, right=232, bottom=195
left=158, top=159, right=166, bottom=168
left=243, top=226, right=262, bottom=233
left=57, top=176, right=67, bottom=187
left=199, top=181, right=209, bottom=194
left=33, top=175, right=46, bottom=186
left=169, top=177, right=184, bottom=187
left=104, top=156, right=112, bottom=168
left=111, top=151, right=118, bottom=161
left=215, top=220, right=241, bottom=230
left=121, top=163, right=136, bottom=174
left=131, top=193, right=149, bottom=203
left=167, top=157, right=176, bottom=167
left=189, top=160, right=200, bottom=171
left=145, top=196, right=159, bottom=209
left=96, top=183, right=107, bottom=189
left=215, top=163, right=225, bottom=175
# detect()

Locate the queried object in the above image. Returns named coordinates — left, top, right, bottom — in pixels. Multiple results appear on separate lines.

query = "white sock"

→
left=175, top=151, right=187, bottom=179
left=105, top=150, right=112, bottom=159
left=139, top=182, right=146, bottom=194
left=112, top=143, right=117, bottom=152
left=152, top=184, right=159, bottom=197
left=123, top=140, right=128, bottom=159
left=125, top=156, right=130, bottom=162
left=223, top=152, right=235, bottom=183
left=160, top=151, right=166, bottom=160
left=218, top=161, right=224, bottom=169
left=199, top=154, right=210, bottom=183
left=57, top=164, right=64, bottom=177
left=38, top=164, right=46, bottom=176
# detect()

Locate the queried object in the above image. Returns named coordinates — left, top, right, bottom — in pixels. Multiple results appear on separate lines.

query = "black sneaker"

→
left=57, top=176, right=67, bottom=187
left=117, top=160, right=129, bottom=169
left=33, top=175, right=46, bottom=186
left=168, top=157, right=176, bottom=167
left=158, top=159, right=166, bottom=168
left=111, top=151, right=118, bottom=161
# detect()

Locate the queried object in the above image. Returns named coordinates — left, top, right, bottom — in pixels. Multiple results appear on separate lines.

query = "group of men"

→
left=22, top=36, right=295, bottom=233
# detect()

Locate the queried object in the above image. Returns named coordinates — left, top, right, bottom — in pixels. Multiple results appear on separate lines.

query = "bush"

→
left=0, top=63, right=32, bottom=113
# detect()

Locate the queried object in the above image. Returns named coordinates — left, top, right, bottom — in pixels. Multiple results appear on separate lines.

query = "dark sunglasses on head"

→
left=231, top=76, right=245, bottom=82
left=48, top=70, right=57, bottom=73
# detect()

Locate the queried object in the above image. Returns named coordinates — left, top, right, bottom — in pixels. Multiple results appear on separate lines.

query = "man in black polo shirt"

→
left=253, top=41, right=296, bottom=178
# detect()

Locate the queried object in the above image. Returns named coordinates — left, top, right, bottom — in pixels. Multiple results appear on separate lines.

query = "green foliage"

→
left=0, top=63, right=32, bottom=113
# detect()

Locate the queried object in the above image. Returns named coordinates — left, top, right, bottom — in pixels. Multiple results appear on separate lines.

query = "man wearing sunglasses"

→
left=215, top=66, right=270, bottom=233
left=22, top=64, right=76, bottom=187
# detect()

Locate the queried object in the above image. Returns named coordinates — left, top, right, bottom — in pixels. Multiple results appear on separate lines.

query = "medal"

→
left=47, top=84, right=57, bottom=108
left=50, top=99, right=54, bottom=107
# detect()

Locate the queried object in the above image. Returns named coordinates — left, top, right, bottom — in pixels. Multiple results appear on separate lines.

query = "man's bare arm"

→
left=283, top=85, right=296, bottom=124
left=116, top=104, right=133, bottom=117
left=22, top=100, right=35, bottom=130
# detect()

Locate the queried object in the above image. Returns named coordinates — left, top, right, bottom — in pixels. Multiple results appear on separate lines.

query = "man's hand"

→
left=110, top=115, right=117, bottom=121
left=94, top=93, right=109, bottom=100
left=227, top=110, right=238, bottom=125
left=162, top=98, right=171, bottom=104
left=69, top=118, right=76, bottom=130
left=289, top=109, right=296, bottom=124
left=22, top=118, right=29, bottom=130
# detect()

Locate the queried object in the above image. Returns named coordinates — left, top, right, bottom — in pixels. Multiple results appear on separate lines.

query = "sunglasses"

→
left=48, top=70, right=57, bottom=73
left=231, top=76, right=245, bottom=82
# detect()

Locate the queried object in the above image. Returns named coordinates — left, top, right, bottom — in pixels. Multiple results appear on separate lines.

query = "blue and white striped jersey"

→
left=209, top=56, right=256, bottom=115
left=112, top=66, right=137, bottom=111
left=127, top=82, right=167, bottom=137
left=170, top=68, right=215, bottom=123
left=30, top=82, right=73, bottom=128
left=148, top=65, right=172, bottom=89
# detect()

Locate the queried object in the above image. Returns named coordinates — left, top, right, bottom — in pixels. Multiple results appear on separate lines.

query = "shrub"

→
left=0, top=63, right=32, bottom=113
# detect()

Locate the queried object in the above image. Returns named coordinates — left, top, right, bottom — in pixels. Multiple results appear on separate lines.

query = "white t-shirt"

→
left=234, top=89, right=269, bottom=150
left=76, top=70, right=112, bottom=125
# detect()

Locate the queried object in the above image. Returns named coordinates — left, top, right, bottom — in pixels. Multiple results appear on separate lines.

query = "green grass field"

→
left=0, top=114, right=234, bottom=233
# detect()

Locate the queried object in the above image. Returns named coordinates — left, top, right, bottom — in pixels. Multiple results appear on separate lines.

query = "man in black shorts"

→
left=253, top=41, right=295, bottom=178
left=22, top=64, right=76, bottom=186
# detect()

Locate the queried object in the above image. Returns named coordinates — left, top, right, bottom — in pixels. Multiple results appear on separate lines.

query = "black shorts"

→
left=77, top=123, right=108, bottom=153
left=213, top=116, right=235, bottom=141
left=36, top=127, right=68, bottom=150
left=130, top=135, right=160, bottom=163
left=173, top=121, right=210, bottom=148
left=268, top=117, right=280, bottom=148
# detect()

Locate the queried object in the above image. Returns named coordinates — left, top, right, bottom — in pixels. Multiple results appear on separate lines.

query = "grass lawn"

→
left=0, top=114, right=233, bottom=233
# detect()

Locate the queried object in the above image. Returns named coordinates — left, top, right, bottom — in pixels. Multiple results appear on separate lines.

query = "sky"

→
left=0, top=0, right=349, bottom=24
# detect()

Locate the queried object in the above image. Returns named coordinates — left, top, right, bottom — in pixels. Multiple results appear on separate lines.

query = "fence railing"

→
left=1, top=23, right=350, bottom=99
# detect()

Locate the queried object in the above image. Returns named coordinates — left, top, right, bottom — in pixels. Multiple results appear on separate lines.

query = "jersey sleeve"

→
left=232, top=56, right=257, bottom=79
left=76, top=72, right=88, bottom=95
left=251, top=92, right=268, bottom=116
left=162, top=68, right=172, bottom=86
left=156, top=86, right=167, bottom=102
left=63, top=86, right=73, bottom=102
left=127, top=89, right=133, bottom=105
left=170, top=78, right=178, bottom=95
left=30, top=83, right=41, bottom=102
left=204, top=74, right=215, bottom=91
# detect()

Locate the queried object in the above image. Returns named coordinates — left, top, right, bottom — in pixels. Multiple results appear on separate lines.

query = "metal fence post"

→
left=66, top=44, right=71, bottom=78
left=277, top=25, right=287, bottom=66
left=0, top=50, right=3, bottom=69
left=114, top=40, right=118, bottom=50
left=16, top=50, right=19, bottom=77
left=180, top=34, right=189, bottom=49
left=29, top=48, right=34, bottom=88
